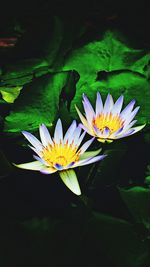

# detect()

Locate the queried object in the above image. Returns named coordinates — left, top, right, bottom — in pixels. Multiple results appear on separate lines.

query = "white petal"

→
left=77, top=130, right=86, bottom=147
left=22, top=131, right=43, bottom=150
left=79, top=148, right=102, bottom=160
left=33, top=155, right=48, bottom=165
left=129, top=124, right=146, bottom=134
left=75, top=105, right=89, bottom=128
left=64, top=120, right=77, bottom=143
left=96, top=92, right=103, bottom=115
left=119, top=124, right=145, bottom=138
left=111, top=95, right=124, bottom=115
left=72, top=126, right=82, bottom=145
left=82, top=94, right=95, bottom=122
left=28, top=145, right=42, bottom=157
left=113, top=129, right=135, bottom=139
left=54, top=119, right=63, bottom=144
left=103, top=94, right=114, bottom=114
left=79, top=137, right=95, bottom=154
left=123, top=106, right=140, bottom=126
left=59, top=169, right=81, bottom=195
left=74, top=155, right=106, bottom=167
left=39, top=124, right=53, bottom=146
left=120, top=120, right=137, bottom=133
left=79, top=123, right=93, bottom=136
left=14, top=160, right=44, bottom=170
left=120, top=99, right=136, bottom=120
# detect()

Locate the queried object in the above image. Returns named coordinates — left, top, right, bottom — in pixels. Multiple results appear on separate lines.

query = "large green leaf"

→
left=4, top=72, right=71, bottom=133
left=119, top=186, right=150, bottom=232
left=61, top=31, right=149, bottom=124
left=83, top=212, right=148, bottom=267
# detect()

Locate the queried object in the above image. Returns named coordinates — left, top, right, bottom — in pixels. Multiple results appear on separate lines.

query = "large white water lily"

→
left=14, top=119, right=106, bottom=195
left=76, top=92, right=145, bottom=143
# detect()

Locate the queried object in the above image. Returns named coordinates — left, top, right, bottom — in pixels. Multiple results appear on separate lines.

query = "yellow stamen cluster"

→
left=93, top=112, right=124, bottom=134
left=42, top=142, right=80, bottom=167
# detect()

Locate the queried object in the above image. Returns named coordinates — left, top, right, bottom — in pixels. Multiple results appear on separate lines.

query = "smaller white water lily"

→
left=76, top=92, right=145, bottom=143
left=14, top=119, right=106, bottom=195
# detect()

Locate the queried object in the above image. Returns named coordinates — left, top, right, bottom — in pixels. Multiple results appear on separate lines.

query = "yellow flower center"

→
left=41, top=142, right=80, bottom=167
left=93, top=112, right=124, bottom=135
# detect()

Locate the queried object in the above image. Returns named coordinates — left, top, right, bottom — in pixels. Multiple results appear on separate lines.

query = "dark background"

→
left=0, top=0, right=150, bottom=47
left=0, top=1, right=150, bottom=267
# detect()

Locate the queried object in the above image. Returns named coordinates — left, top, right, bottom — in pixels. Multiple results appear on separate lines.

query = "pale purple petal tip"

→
left=76, top=154, right=107, bottom=167
left=67, top=162, right=75, bottom=168
left=39, top=123, right=53, bottom=146
left=120, top=99, right=136, bottom=119
left=54, top=119, right=63, bottom=143
left=79, top=137, right=95, bottom=154
left=96, top=92, right=103, bottom=115
left=64, top=120, right=77, bottom=143
left=22, top=131, right=43, bottom=150
left=33, top=155, right=46, bottom=165
left=111, top=95, right=124, bottom=115
left=82, top=94, right=95, bottom=121
left=103, top=94, right=114, bottom=113
left=54, top=163, right=64, bottom=170
left=93, top=125, right=101, bottom=136
left=102, top=127, right=110, bottom=138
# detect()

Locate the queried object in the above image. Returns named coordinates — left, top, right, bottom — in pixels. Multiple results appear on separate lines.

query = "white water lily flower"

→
left=76, top=92, right=146, bottom=143
left=14, top=119, right=106, bottom=195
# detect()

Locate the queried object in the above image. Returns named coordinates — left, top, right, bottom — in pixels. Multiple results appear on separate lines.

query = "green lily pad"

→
left=61, top=31, right=149, bottom=125
left=4, top=72, right=71, bottom=133
left=119, top=186, right=150, bottom=232
left=84, top=212, right=148, bottom=267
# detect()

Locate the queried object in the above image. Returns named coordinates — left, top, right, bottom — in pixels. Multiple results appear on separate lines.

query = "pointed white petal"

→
left=79, top=148, right=102, bottom=160
left=103, top=94, right=114, bottom=114
left=77, top=130, right=86, bottom=147
left=120, top=120, right=137, bottom=133
left=74, top=155, right=106, bottom=167
left=118, top=124, right=146, bottom=138
left=14, top=160, right=44, bottom=170
left=28, top=145, right=42, bottom=157
left=129, top=124, right=146, bottom=134
left=79, top=137, right=95, bottom=154
left=64, top=120, right=77, bottom=143
left=96, top=92, right=103, bottom=115
left=75, top=105, right=89, bottom=128
left=79, top=123, right=93, bottom=136
left=111, top=95, right=124, bottom=115
left=39, top=124, right=53, bottom=146
left=33, top=155, right=48, bottom=165
left=59, top=169, right=81, bottom=195
left=113, top=129, right=135, bottom=139
left=123, top=106, right=140, bottom=126
left=67, top=126, right=82, bottom=145
left=22, top=131, right=43, bottom=150
left=120, top=99, right=136, bottom=119
left=54, top=119, right=63, bottom=144
left=72, top=126, right=82, bottom=145
left=82, top=94, right=95, bottom=122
